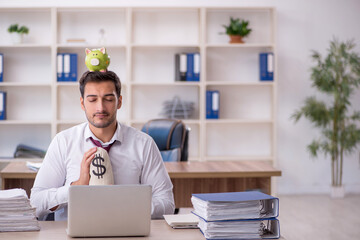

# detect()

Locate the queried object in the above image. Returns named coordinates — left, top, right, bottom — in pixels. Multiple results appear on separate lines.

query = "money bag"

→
left=89, top=147, right=114, bottom=185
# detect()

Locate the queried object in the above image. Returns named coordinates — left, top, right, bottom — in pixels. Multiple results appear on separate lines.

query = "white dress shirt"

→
left=30, top=122, right=175, bottom=220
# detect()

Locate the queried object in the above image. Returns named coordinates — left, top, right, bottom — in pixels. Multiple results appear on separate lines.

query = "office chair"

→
left=141, top=119, right=189, bottom=162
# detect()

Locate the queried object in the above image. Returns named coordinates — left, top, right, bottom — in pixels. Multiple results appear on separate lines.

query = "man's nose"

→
left=96, top=99, right=106, bottom=111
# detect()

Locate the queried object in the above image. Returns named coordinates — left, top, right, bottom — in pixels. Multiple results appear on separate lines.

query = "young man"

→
left=30, top=71, right=175, bottom=221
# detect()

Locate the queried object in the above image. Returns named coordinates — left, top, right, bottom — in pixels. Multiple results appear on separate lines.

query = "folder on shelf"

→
left=0, top=91, right=6, bottom=120
left=191, top=191, right=279, bottom=221
left=186, top=53, right=200, bottom=82
left=193, top=52, right=200, bottom=81
left=14, top=144, right=46, bottom=158
left=69, top=53, right=78, bottom=81
left=0, top=53, right=3, bottom=82
left=57, top=53, right=64, bottom=82
left=206, top=90, right=219, bottom=119
left=180, top=53, right=187, bottom=81
left=186, top=53, right=194, bottom=81
left=175, top=53, right=187, bottom=81
left=260, top=52, right=274, bottom=81
left=62, top=53, right=78, bottom=82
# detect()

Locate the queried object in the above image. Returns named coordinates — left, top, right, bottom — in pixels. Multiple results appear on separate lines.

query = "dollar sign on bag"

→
left=92, top=153, right=106, bottom=179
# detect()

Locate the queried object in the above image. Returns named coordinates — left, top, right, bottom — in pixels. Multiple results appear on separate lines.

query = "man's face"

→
left=80, top=81, right=122, bottom=129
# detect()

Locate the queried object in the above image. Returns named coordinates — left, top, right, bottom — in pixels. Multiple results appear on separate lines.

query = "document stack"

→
left=0, top=188, right=40, bottom=232
left=191, top=191, right=280, bottom=240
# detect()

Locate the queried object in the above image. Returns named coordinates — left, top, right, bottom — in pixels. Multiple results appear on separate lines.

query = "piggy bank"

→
left=85, top=47, right=110, bottom=72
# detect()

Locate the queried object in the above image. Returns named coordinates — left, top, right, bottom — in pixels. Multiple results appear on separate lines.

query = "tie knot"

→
left=90, top=137, right=115, bottom=153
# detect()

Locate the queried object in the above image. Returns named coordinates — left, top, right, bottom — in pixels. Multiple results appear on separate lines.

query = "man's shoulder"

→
left=120, top=123, right=152, bottom=142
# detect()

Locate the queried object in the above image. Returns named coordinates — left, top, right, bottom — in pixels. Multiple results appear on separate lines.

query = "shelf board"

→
left=0, top=44, right=51, bottom=48
left=206, top=119, right=273, bottom=124
left=206, top=81, right=273, bottom=86
left=0, top=120, right=52, bottom=125
left=57, top=120, right=85, bottom=125
left=56, top=82, right=78, bottom=86
left=57, top=44, right=126, bottom=49
left=131, top=44, right=199, bottom=48
left=130, top=119, right=200, bottom=125
left=205, top=156, right=274, bottom=161
left=0, top=157, right=43, bottom=163
left=206, top=43, right=274, bottom=48
left=131, top=82, right=200, bottom=87
left=0, top=82, right=51, bottom=87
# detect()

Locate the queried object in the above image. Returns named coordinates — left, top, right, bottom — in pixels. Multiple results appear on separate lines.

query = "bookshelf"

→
left=0, top=7, right=276, bottom=166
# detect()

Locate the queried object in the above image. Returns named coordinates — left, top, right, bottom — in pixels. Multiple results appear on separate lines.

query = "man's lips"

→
left=94, top=113, right=109, bottom=118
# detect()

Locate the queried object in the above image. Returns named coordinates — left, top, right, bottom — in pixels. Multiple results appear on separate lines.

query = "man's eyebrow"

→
left=86, top=93, right=115, bottom=98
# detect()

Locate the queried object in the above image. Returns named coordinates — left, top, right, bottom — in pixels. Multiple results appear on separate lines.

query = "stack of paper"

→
left=0, top=188, right=40, bottom=232
left=164, top=213, right=199, bottom=229
left=191, top=191, right=280, bottom=240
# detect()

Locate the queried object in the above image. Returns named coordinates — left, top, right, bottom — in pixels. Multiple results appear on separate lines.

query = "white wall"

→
left=1, top=0, right=360, bottom=194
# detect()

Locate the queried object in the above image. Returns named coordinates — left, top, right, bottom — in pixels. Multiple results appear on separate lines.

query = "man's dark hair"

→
left=79, top=71, right=121, bottom=98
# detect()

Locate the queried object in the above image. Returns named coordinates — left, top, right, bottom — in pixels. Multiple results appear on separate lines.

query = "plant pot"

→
left=229, top=35, right=244, bottom=44
left=331, top=185, right=345, bottom=198
left=11, top=33, right=23, bottom=44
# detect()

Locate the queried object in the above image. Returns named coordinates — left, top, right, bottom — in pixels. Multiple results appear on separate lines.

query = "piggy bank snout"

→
left=90, top=58, right=100, bottom=66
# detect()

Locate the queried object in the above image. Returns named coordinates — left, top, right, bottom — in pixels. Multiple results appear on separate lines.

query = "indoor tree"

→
left=292, top=39, right=360, bottom=191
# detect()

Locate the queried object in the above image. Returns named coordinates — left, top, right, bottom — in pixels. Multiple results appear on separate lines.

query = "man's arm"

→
left=30, top=134, right=97, bottom=220
left=141, top=139, right=175, bottom=219
left=30, top=135, right=69, bottom=220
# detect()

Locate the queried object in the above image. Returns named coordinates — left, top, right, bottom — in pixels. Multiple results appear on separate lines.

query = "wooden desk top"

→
left=164, top=161, right=281, bottom=178
left=1, top=160, right=281, bottom=179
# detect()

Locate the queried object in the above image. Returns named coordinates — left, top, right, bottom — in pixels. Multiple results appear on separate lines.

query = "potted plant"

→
left=8, top=24, right=29, bottom=44
left=292, top=39, right=360, bottom=198
left=220, top=17, right=252, bottom=44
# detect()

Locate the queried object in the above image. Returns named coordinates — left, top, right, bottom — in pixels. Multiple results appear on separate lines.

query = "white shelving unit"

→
left=0, top=7, right=276, bottom=166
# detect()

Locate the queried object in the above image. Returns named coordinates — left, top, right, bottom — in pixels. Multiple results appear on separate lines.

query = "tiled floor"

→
left=179, top=194, right=360, bottom=240
left=278, top=194, right=360, bottom=240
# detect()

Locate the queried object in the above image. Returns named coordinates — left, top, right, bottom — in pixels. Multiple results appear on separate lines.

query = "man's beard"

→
left=86, top=111, right=116, bottom=128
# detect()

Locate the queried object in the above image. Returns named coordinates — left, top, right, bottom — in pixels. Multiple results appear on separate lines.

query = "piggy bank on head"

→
left=85, top=47, right=110, bottom=72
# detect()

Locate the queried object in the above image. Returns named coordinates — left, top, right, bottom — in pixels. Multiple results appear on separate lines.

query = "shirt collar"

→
left=84, top=122, right=123, bottom=146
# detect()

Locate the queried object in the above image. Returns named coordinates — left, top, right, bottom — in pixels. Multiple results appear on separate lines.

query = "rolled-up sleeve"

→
left=30, top=135, right=71, bottom=220
left=141, top=139, right=175, bottom=219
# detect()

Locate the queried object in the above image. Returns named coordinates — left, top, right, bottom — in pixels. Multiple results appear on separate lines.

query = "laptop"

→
left=67, top=185, right=152, bottom=237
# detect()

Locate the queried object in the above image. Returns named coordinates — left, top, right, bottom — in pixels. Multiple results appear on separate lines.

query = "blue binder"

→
left=198, top=218, right=280, bottom=240
left=0, top=91, right=6, bottom=120
left=0, top=53, right=3, bottom=82
left=192, top=191, right=279, bottom=220
left=206, top=90, right=219, bottom=119
left=62, top=53, right=78, bottom=82
left=186, top=53, right=194, bottom=81
left=260, top=52, right=274, bottom=81
left=192, top=191, right=280, bottom=240
left=193, top=53, right=200, bottom=81
left=57, top=53, right=64, bottom=82
left=69, top=53, right=78, bottom=82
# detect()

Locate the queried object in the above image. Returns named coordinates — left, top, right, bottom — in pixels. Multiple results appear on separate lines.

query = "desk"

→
left=1, top=161, right=281, bottom=207
left=0, top=220, right=202, bottom=240
left=0, top=220, right=286, bottom=240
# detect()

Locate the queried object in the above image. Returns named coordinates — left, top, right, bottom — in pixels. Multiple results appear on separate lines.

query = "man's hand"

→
left=71, top=147, right=97, bottom=186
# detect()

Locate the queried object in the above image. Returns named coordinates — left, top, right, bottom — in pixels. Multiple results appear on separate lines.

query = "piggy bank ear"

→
left=85, top=48, right=92, bottom=55
left=100, top=47, right=106, bottom=54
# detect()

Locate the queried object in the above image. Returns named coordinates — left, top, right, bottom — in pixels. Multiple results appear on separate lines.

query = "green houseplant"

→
left=292, top=39, right=360, bottom=197
left=8, top=24, right=29, bottom=44
left=220, top=17, right=252, bottom=44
